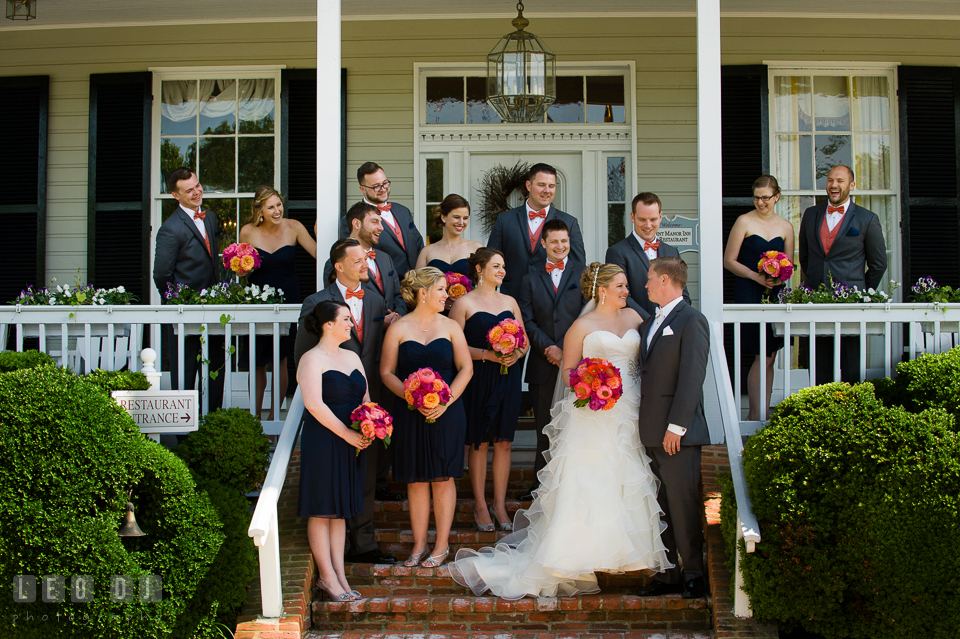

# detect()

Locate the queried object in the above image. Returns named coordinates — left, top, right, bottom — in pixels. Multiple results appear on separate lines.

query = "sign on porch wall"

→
left=659, top=215, right=699, bottom=255
left=112, top=390, right=198, bottom=434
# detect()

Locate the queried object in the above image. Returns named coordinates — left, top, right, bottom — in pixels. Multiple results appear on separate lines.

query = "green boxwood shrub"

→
left=735, top=382, right=960, bottom=638
left=0, top=349, right=54, bottom=372
left=871, top=346, right=960, bottom=430
left=0, top=365, right=226, bottom=638
left=174, top=408, right=270, bottom=494
left=84, top=369, right=151, bottom=393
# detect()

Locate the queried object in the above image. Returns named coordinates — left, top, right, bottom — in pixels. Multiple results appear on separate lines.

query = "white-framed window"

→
left=768, top=63, right=900, bottom=289
left=149, top=67, right=282, bottom=299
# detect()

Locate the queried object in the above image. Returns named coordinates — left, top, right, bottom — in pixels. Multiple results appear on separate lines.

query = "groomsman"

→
left=153, top=167, right=225, bottom=411
left=294, top=238, right=396, bottom=564
left=798, top=164, right=887, bottom=384
left=605, top=192, right=690, bottom=319
left=516, top=219, right=586, bottom=501
left=325, top=201, right=406, bottom=317
left=637, top=257, right=709, bottom=600
left=341, top=162, right=424, bottom=277
left=488, top=163, right=585, bottom=300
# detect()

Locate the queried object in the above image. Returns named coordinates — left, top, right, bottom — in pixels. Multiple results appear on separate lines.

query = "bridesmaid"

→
left=415, top=194, right=484, bottom=310
left=297, top=300, right=371, bottom=601
left=380, top=267, right=473, bottom=567
left=723, top=174, right=795, bottom=420
left=449, top=248, right=526, bottom=532
left=240, top=185, right=317, bottom=419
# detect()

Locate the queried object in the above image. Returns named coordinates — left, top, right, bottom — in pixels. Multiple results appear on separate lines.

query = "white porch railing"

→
left=716, top=302, right=960, bottom=617
left=1, top=304, right=302, bottom=433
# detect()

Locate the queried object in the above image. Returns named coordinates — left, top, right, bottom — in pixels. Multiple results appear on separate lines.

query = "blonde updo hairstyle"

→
left=400, top=266, right=446, bottom=310
left=579, top=262, right=624, bottom=303
left=248, top=185, right=284, bottom=226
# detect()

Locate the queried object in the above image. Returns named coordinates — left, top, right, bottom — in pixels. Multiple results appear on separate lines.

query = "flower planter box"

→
left=172, top=323, right=291, bottom=337
left=771, top=321, right=888, bottom=338
left=19, top=323, right=116, bottom=338
left=919, top=321, right=960, bottom=334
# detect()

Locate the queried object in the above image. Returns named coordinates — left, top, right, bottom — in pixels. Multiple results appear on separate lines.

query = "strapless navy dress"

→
left=428, top=257, right=471, bottom=275
left=391, top=338, right=467, bottom=483
left=298, top=369, right=367, bottom=518
left=462, top=310, right=522, bottom=449
left=733, top=235, right=785, bottom=356
left=247, top=244, right=302, bottom=366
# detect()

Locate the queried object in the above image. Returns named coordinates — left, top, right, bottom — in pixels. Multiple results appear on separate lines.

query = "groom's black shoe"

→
left=681, top=577, right=706, bottom=599
left=636, top=580, right=682, bottom=596
left=518, top=484, right=539, bottom=502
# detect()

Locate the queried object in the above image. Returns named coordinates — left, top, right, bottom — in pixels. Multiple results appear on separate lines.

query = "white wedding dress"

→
left=449, top=328, right=672, bottom=599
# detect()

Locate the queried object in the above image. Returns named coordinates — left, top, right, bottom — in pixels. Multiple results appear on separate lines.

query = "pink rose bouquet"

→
left=569, top=357, right=623, bottom=411
left=486, top=317, right=527, bottom=375
left=757, top=250, right=794, bottom=284
left=349, top=401, right=393, bottom=456
left=402, top=367, right=452, bottom=423
left=444, top=272, right=472, bottom=300
left=222, top=242, right=262, bottom=278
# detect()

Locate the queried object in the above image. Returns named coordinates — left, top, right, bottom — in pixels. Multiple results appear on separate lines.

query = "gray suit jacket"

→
left=516, top=259, right=587, bottom=385
left=339, top=201, right=424, bottom=277
left=153, top=206, right=223, bottom=295
left=638, top=300, right=710, bottom=447
left=798, top=201, right=887, bottom=291
left=322, top=251, right=406, bottom=316
left=605, top=235, right=690, bottom=319
left=488, top=205, right=585, bottom=300
left=293, top=282, right=387, bottom=402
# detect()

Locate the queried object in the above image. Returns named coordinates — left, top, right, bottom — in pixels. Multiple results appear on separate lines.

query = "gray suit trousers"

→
left=646, top=445, right=704, bottom=583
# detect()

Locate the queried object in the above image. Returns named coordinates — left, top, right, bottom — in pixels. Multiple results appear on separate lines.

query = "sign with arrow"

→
left=112, top=390, right=199, bottom=434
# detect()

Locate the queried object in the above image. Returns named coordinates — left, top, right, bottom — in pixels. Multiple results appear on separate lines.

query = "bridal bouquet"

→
left=402, top=367, right=452, bottom=423
left=757, top=250, right=794, bottom=284
left=569, top=357, right=623, bottom=411
left=349, top=402, right=393, bottom=456
left=444, top=272, right=472, bottom=300
left=222, top=242, right=262, bottom=278
left=487, top=317, right=527, bottom=374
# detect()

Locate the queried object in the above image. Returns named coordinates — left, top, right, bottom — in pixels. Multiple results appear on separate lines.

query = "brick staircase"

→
left=236, top=444, right=779, bottom=639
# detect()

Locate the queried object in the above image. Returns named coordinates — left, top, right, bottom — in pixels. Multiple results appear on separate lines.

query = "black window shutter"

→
left=898, top=66, right=960, bottom=289
left=87, top=72, right=152, bottom=302
left=0, top=76, right=48, bottom=302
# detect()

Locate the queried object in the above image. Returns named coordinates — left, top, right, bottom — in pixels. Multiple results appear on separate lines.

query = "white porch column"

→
left=696, top=0, right=724, bottom=322
left=317, top=0, right=342, bottom=288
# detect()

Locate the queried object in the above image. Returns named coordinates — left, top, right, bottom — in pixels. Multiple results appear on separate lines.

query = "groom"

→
left=637, top=256, right=709, bottom=599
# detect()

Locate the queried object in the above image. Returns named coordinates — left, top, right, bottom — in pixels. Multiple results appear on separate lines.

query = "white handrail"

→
left=247, top=386, right=304, bottom=619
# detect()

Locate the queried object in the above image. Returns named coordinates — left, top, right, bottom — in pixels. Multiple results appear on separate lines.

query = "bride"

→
left=449, top=262, right=671, bottom=599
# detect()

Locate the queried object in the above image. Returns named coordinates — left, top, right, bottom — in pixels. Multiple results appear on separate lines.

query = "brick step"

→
left=306, top=632, right=713, bottom=639
left=375, top=528, right=517, bottom=558
left=310, top=590, right=711, bottom=633
left=383, top=467, right=540, bottom=500
left=342, top=564, right=655, bottom=597
left=374, top=498, right=530, bottom=529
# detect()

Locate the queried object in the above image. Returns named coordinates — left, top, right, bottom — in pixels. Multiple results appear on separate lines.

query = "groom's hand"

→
left=662, top=431, right=682, bottom=456
left=545, top=345, right=562, bottom=366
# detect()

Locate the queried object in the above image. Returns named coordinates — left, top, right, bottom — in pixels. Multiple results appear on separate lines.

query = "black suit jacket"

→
left=488, top=204, right=585, bottom=300
left=153, top=206, right=223, bottom=295
left=293, top=281, right=387, bottom=402
left=322, top=251, right=406, bottom=315
left=798, top=201, right=887, bottom=291
left=605, top=235, right=690, bottom=319
left=340, top=201, right=424, bottom=277
left=517, top=259, right=587, bottom=385
left=638, top=300, right=710, bottom=447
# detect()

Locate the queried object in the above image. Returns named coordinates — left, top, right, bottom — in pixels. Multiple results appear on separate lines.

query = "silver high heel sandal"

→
left=318, top=580, right=358, bottom=602
left=475, top=506, right=495, bottom=532
left=421, top=547, right=449, bottom=568
left=490, top=505, right=513, bottom=532
left=404, top=547, right=428, bottom=567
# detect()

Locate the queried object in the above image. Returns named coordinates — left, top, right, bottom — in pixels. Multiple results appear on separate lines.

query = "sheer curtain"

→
left=161, top=79, right=275, bottom=124
left=852, top=77, right=891, bottom=191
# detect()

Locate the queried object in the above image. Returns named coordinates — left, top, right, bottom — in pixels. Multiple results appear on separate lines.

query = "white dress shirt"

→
left=335, top=279, right=364, bottom=325
left=364, top=198, right=396, bottom=229
left=633, top=231, right=659, bottom=261
left=181, top=204, right=207, bottom=239
left=646, top=294, right=687, bottom=437
left=825, top=199, right=850, bottom=232
left=547, top=255, right=568, bottom=289
left=525, top=201, right=550, bottom=235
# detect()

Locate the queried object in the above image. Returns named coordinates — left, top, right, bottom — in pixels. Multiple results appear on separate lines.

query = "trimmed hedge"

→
left=735, top=382, right=960, bottom=638
left=0, top=349, right=54, bottom=372
left=872, top=345, right=960, bottom=430
left=84, top=369, right=151, bottom=393
left=0, top=365, right=225, bottom=638
left=174, top=408, right=270, bottom=494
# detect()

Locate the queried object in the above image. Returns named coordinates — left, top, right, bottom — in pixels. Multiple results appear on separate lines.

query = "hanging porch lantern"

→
left=5, top=0, right=36, bottom=20
left=486, top=2, right=556, bottom=123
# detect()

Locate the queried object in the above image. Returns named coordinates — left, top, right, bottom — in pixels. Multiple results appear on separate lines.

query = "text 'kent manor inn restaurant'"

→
left=0, top=0, right=959, bottom=630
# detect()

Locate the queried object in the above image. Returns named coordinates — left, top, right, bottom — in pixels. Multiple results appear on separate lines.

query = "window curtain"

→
left=161, top=79, right=275, bottom=124
left=852, top=76, right=891, bottom=190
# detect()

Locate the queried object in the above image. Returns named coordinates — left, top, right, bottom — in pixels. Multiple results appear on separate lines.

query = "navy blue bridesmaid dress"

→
left=247, top=244, right=302, bottom=365
left=428, top=257, right=471, bottom=276
left=734, top=234, right=786, bottom=356
left=461, top=310, right=522, bottom=449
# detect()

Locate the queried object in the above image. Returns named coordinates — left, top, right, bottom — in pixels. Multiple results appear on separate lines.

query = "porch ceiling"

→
left=1, top=0, right=957, bottom=31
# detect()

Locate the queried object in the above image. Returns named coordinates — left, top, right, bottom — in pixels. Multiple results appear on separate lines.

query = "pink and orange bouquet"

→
left=444, top=272, right=472, bottom=300
left=569, top=357, right=623, bottom=411
left=487, top=317, right=527, bottom=375
left=402, top=367, right=452, bottom=423
left=222, top=242, right=262, bottom=278
left=757, top=250, right=794, bottom=284
left=349, top=402, right=393, bottom=456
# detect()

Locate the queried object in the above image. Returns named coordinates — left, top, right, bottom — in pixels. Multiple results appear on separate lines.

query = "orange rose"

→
left=404, top=391, right=414, bottom=404
left=407, top=378, right=420, bottom=391
left=503, top=321, right=519, bottom=334
left=608, top=376, right=622, bottom=389
left=229, top=256, right=241, bottom=271
left=422, top=393, right=440, bottom=409
left=449, top=284, right=466, bottom=298
left=432, top=379, right=444, bottom=391
left=488, top=326, right=504, bottom=341
left=239, top=255, right=255, bottom=272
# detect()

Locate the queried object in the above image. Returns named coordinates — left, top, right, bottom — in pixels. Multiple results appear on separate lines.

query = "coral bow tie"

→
left=528, top=209, right=547, bottom=220
left=377, top=203, right=392, bottom=213
left=346, top=288, right=364, bottom=300
left=193, top=210, right=205, bottom=221
left=644, top=241, right=660, bottom=251
left=366, top=250, right=376, bottom=260
left=546, top=260, right=564, bottom=273
left=827, top=206, right=844, bottom=215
